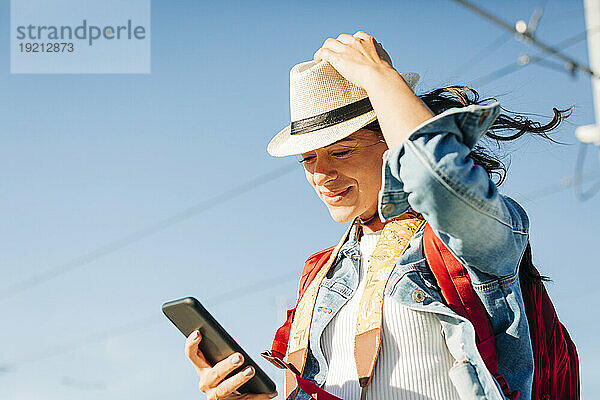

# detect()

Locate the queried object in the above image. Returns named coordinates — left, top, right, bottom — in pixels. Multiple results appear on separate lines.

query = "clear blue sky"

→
left=1, top=1, right=598, bottom=399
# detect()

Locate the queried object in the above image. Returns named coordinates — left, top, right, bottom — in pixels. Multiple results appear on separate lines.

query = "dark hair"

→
left=363, top=85, right=572, bottom=287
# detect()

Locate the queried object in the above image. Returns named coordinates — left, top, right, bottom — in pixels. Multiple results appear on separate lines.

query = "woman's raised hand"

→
left=313, top=31, right=396, bottom=90
left=185, top=330, right=278, bottom=400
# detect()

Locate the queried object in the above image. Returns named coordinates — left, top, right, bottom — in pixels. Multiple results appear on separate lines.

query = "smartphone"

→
left=162, top=296, right=277, bottom=395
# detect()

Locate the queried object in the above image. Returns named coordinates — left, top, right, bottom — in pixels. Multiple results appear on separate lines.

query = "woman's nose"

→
left=312, top=156, right=338, bottom=185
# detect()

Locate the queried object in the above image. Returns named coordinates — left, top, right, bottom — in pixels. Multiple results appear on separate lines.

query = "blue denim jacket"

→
left=296, top=103, right=533, bottom=400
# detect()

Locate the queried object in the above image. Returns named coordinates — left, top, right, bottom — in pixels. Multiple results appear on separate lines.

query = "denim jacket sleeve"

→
left=378, top=102, right=529, bottom=277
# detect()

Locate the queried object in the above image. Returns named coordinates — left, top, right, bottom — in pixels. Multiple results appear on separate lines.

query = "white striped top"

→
left=321, top=230, right=460, bottom=400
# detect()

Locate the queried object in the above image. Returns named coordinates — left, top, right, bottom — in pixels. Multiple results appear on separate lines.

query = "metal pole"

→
left=576, top=0, right=600, bottom=144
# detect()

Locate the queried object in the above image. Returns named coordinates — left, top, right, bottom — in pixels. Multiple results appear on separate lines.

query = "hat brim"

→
left=267, top=72, right=420, bottom=157
left=267, top=110, right=378, bottom=157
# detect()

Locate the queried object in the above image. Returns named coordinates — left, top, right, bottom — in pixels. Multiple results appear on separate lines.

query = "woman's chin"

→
left=327, top=206, right=359, bottom=224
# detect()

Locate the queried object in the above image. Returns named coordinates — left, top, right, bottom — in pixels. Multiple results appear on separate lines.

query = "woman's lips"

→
left=321, top=187, right=351, bottom=205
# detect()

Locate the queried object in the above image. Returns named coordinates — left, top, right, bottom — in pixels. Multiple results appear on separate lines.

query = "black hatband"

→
left=290, top=97, right=373, bottom=135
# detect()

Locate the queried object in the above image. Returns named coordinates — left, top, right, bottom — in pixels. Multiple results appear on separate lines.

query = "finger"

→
left=321, top=37, right=346, bottom=53
left=314, top=47, right=339, bottom=63
left=353, top=30, right=372, bottom=41
left=336, top=33, right=356, bottom=45
left=214, top=366, right=256, bottom=399
left=336, top=33, right=369, bottom=53
left=208, top=390, right=277, bottom=400
left=200, top=353, right=245, bottom=391
left=352, top=32, right=393, bottom=66
left=185, top=330, right=210, bottom=372
left=240, top=392, right=279, bottom=400
left=353, top=31, right=377, bottom=50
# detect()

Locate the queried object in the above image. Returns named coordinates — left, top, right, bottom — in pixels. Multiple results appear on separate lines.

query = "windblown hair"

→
left=363, top=85, right=572, bottom=288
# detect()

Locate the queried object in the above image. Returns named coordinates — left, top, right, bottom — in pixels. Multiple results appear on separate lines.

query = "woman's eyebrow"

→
left=326, top=137, right=359, bottom=148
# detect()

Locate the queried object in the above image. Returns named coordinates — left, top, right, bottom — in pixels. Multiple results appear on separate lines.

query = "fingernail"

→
left=268, top=392, right=278, bottom=398
left=191, top=330, right=200, bottom=341
left=243, top=366, right=253, bottom=377
left=230, top=353, right=243, bottom=366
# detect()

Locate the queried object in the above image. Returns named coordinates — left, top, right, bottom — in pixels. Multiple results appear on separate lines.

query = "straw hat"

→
left=267, top=60, right=419, bottom=157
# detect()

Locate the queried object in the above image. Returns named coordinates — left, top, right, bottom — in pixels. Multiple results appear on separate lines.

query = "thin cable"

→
left=451, top=0, right=598, bottom=78
left=518, top=171, right=600, bottom=203
left=574, top=143, right=600, bottom=201
left=471, top=61, right=529, bottom=88
left=535, top=58, right=575, bottom=74
left=5, top=169, right=599, bottom=370
left=0, top=163, right=298, bottom=301
left=450, top=33, right=511, bottom=77
left=2, top=171, right=597, bottom=379
left=471, top=28, right=595, bottom=87
left=0, top=271, right=298, bottom=371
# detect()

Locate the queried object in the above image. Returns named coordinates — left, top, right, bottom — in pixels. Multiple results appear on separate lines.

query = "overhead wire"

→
left=452, top=3, right=600, bottom=201
left=5, top=5, right=595, bottom=302
left=574, top=143, right=600, bottom=201
left=2, top=168, right=597, bottom=374
left=0, top=163, right=298, bottom=301
left=518, top=171, right=600, bottom=203
left=451, top=0, right=598, bottom=78
left=450, top=33, right=511, bottom=78
left=470, top=27, right=597, bottom=87
left=459, top=19, right=600, bottom=202
left=0, top=270, right=298, bottom=372
left=5, top=0, right=599, bottom=385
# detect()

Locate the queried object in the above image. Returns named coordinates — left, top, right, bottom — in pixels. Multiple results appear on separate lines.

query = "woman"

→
left=184, top=32, right=569, bottom=400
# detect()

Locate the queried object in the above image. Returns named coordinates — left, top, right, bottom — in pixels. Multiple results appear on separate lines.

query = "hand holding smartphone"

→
left=162, top=297, right=277, bottom=398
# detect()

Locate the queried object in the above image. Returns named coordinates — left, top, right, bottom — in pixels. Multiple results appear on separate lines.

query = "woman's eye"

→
left=332, top=150, right=352, bottom=157
left=298, top=156, right=316, bottom=164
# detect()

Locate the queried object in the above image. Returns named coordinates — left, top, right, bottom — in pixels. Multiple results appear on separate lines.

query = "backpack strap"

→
left=269, top=246, right=335, bottom=359
left=422, top=223, right=518, bottom=400
left=268, top=213, right=423, bottom=399
left=269, top=222, right=521, bottom=399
